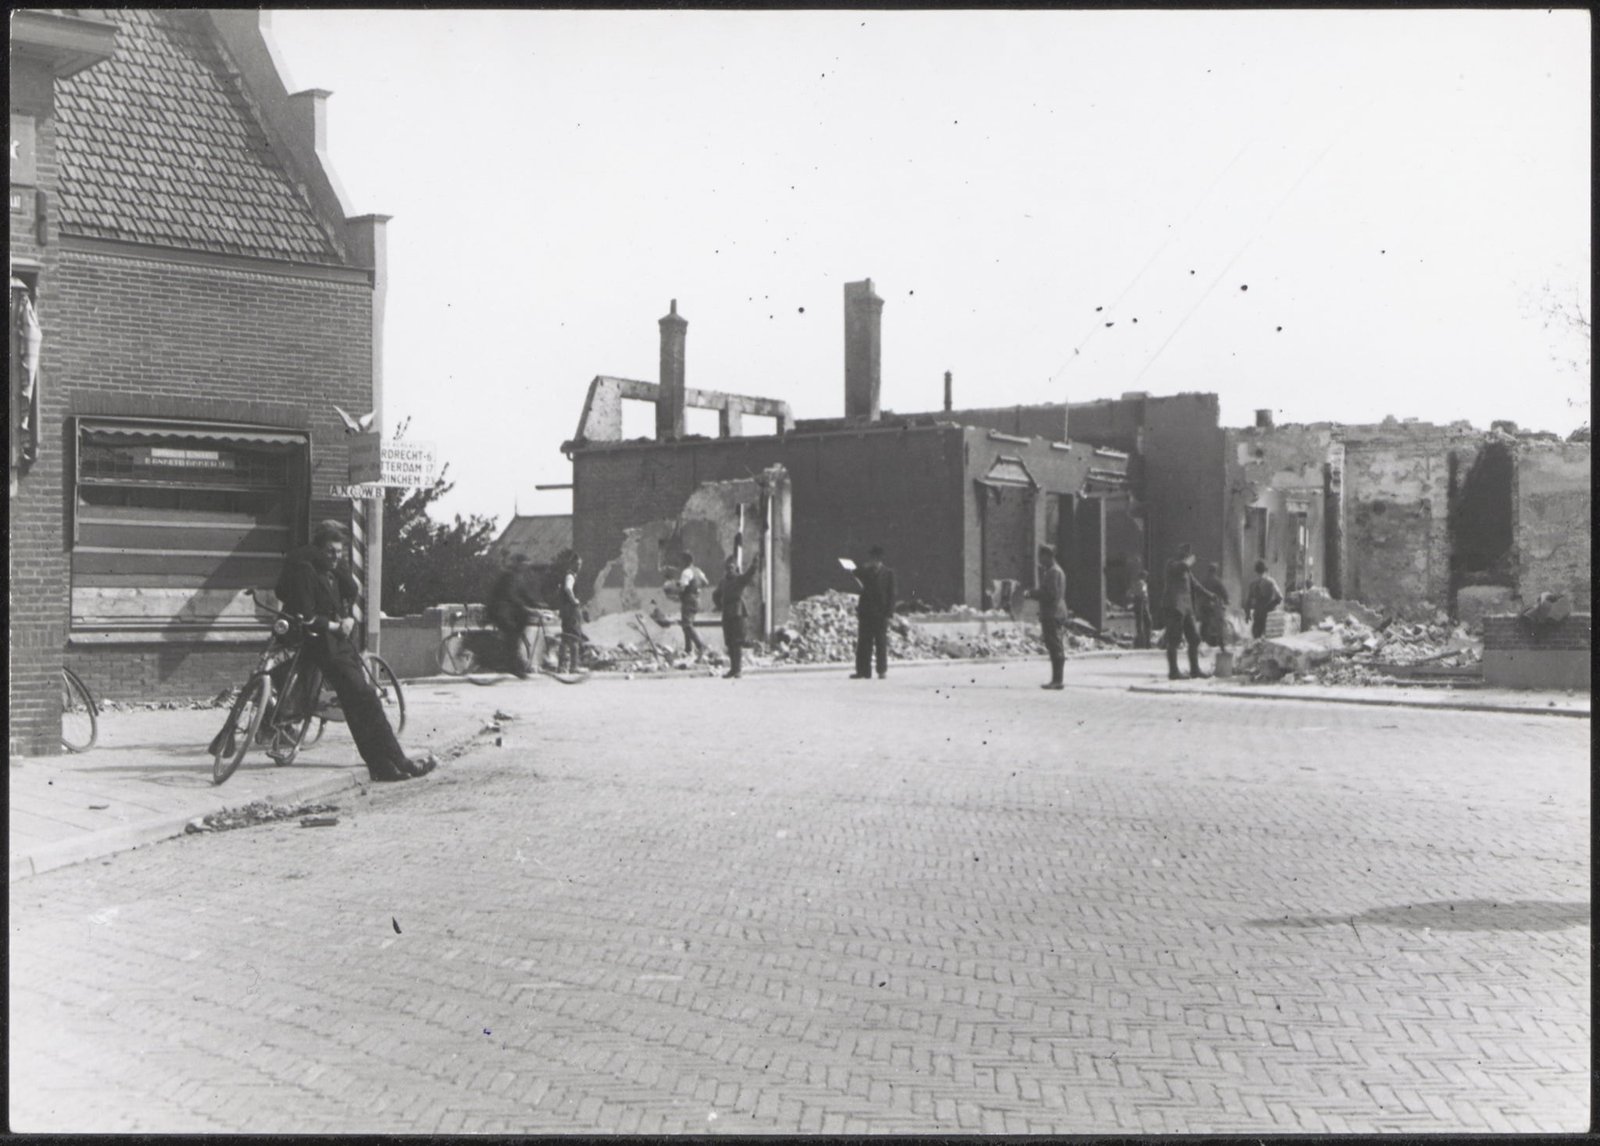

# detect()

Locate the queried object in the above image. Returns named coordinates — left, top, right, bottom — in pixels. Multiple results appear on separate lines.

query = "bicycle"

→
left=437, top=605, right=593, bottom=684
left=209, top=591, right=407, bottom=784
left=61, top=666, right=99, bottom=753
left=296, top=647, right=406, bottom=750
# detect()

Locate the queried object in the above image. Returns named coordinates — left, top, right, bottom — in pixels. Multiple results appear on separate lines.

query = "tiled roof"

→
left=488, top=515, right=573, bottom=567
left=52, top=9, right=346, bottom=264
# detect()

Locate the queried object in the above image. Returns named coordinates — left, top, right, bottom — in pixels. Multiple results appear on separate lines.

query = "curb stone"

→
left=1126, top=682, right=1590, bottom=719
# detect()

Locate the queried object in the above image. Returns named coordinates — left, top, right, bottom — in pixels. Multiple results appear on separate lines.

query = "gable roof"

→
left=488, top=515, right=573, bottom=567
left=51, top=9, right=346, bottom=264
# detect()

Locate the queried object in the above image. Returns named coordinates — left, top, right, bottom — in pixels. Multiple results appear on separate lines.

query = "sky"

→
left=266, top=8, right=1591, bottom=526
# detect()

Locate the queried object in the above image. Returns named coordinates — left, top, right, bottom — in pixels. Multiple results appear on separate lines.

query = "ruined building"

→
left=561, top=281, right=1131, bottom=631
left=1066, top=395, right=1592, bottom=621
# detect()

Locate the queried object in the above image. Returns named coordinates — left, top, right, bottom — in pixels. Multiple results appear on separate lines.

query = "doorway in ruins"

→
left=1448, top=439, right=1514, bottom=609
left=977, top=480, right=1035, bottom=611
left=1048, top=492, right=1106, bottom=632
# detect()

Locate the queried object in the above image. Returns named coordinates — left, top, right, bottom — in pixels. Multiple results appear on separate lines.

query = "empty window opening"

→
left=620, top=398, right=655, bottom=441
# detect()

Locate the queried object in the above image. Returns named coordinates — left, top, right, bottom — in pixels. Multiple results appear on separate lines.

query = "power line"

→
left=1131, top=96, right=1378, bottom=386
left=1043, top=138, right=1254, bottom=390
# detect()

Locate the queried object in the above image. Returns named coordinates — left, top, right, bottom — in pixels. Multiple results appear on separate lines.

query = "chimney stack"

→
left=657, top=299, right=687, bottom=439
left=943, top=371, right=953, bottom=413
left=1255, top=408, right=1274, bottom=429
left=843, top=279, right=883, bottom=421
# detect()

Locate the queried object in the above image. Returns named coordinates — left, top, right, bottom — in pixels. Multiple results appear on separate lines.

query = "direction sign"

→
left=348, top=433, right=437, bottom=488
left=328, top=483, right=386, bottom=501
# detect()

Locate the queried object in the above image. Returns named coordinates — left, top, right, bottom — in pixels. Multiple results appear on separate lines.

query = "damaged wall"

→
left=1338, top=420, right=1486, bottom=617
left=1222, top=424, right=1341, bottom=606
left=1070, top=392, right=1224, bottom=602
left=587, top=466, right=792, bottom=630
left=571, top=422, right=1128, bottom=614
left=1513, top=440, right=1591, bottom=612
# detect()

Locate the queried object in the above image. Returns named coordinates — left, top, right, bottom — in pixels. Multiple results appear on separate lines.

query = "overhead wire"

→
left=1042, top=138, right=1254, bottom=390
left=1130, top=92, right=1380, bottom=385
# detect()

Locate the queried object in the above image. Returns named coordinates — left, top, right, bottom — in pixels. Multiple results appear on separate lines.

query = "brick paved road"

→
left=9, top=662, right=1590, bottom=1133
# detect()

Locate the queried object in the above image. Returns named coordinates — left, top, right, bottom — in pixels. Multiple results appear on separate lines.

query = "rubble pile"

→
left=583, top=591, right=1121, bottom=671
left=1234, top=610, right=1483, bottom=687
left=184, top=800, right=340, bottom=834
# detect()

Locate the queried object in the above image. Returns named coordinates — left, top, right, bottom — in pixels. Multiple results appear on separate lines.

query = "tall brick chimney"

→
left=1255, top=408, right=1274, bottom=429
left=657, top=299, right=687, bottom=440
left=944, top=370, right=953, bottom=413
left=843, top=279, right=883, bottom=421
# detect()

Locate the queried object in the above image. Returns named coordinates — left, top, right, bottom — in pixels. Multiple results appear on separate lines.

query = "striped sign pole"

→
left=350, top=497, right=368, bottom=651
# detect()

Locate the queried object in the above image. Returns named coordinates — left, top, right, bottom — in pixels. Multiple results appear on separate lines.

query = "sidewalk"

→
left=8, top=680, right=506, bottom=883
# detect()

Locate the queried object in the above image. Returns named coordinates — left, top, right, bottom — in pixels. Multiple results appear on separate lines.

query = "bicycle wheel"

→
left=213, top=675, right=269, bottom=785
left=365, top=653, right=407, bottom=735
left=266, top=664, right=319, bottom=766
left=438, top=632, right=478, bottom=676
left=60, top=668, right=99, bottom=753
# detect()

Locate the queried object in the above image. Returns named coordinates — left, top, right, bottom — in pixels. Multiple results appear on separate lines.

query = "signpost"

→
left=348, top=431, right=435, bottom=489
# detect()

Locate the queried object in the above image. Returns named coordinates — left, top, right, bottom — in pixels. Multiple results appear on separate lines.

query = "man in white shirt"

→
left=674, top=550, right=710, bottom=661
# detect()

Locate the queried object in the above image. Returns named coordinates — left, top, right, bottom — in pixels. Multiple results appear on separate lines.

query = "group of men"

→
left=286, top=518, right=1288, bottom=786
left=1034, top=542, right=1284, bottom=686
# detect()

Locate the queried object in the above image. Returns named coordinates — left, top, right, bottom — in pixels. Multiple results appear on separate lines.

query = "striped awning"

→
left=79, top=419, right=307, bottom=448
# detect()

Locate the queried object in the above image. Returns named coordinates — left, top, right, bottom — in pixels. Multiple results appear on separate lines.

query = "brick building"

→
left=563, top=282, right=1131, bottom=628
left=9, top=10, right=389, bottom=754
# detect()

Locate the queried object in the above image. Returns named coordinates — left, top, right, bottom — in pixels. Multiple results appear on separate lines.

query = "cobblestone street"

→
left=9, top=660, right=1590, bottom=1133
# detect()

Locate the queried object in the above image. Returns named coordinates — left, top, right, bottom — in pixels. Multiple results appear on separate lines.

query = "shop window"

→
left=70, top=418, right=311, bottom=641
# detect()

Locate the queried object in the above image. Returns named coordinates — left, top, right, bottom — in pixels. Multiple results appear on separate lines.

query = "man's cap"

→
left=1176, top=542, right=1194, bottom=557
left=869, top=545, right=884, bottom=558
left=1037, top=544, right=1056, bottom=560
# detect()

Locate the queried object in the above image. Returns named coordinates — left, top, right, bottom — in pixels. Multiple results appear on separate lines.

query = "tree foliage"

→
left=380, top=417, right=499, bottom=615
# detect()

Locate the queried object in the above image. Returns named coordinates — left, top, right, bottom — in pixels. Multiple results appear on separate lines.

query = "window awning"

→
left=79, top=421, right=308, bottom=448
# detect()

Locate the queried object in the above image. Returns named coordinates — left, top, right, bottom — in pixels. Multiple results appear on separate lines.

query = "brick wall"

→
left=574, top=427, right=969, bottom=608
left=10, top=248, right=374, bottom=751
left=1481, top=612, right=1591, bottom=691
left=1339, top=423, right=1485, bottom=617
left=1513, top=441, right=1591, bottom=612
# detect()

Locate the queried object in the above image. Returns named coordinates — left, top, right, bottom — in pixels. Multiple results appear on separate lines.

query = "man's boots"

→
left=1042, top=655, right=1065, bottom=690
left=1166, top=644, right=1183, bottom=681
left=1188, top=645, right=1208, bottom=679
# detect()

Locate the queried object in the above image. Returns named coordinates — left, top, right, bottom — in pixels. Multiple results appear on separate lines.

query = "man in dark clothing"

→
left=1026, top=544, right=1069, bottom=690
left=1198, top=561, right=1231, bottom=649
left=1243, top=559, right=1284, bottom=640
left=487, top=553, right=539, bottom=676
left=272, top=520, right=434, bottom=782
left=850, top=546, right=896, bottom=680
left=716, top=552, right=761, bottom=678
left=1160, top=542, right=1217, bottom=681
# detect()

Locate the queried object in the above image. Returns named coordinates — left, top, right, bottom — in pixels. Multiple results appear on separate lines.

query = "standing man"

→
left=716, top=550, right=762, bottom=679
left=487, top=553, right=538, bottom=676
left=1243, top=559, right=1284, bottom=640
left=673, top=550, right=710, bottom=662
left=1160, top=542, right=1217, bottom=681
left=1129, top=569, right=1153, bottom=649
left=555, top=550, right=586, bottom=673
left=1026, top=544, right=1069, bottom=690
left=266, top=520, right=434, bottom=781
left=1198, top=561, right=1231, bottom=649
left=850, top=545, right=896, bottom=680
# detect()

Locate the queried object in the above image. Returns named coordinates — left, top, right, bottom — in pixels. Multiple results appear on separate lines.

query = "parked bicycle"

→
left=209, top=590, right=406, bottom=784
left=61, top=666, right=99, bottom=753
left=437, top=604, right=594, bottom=685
